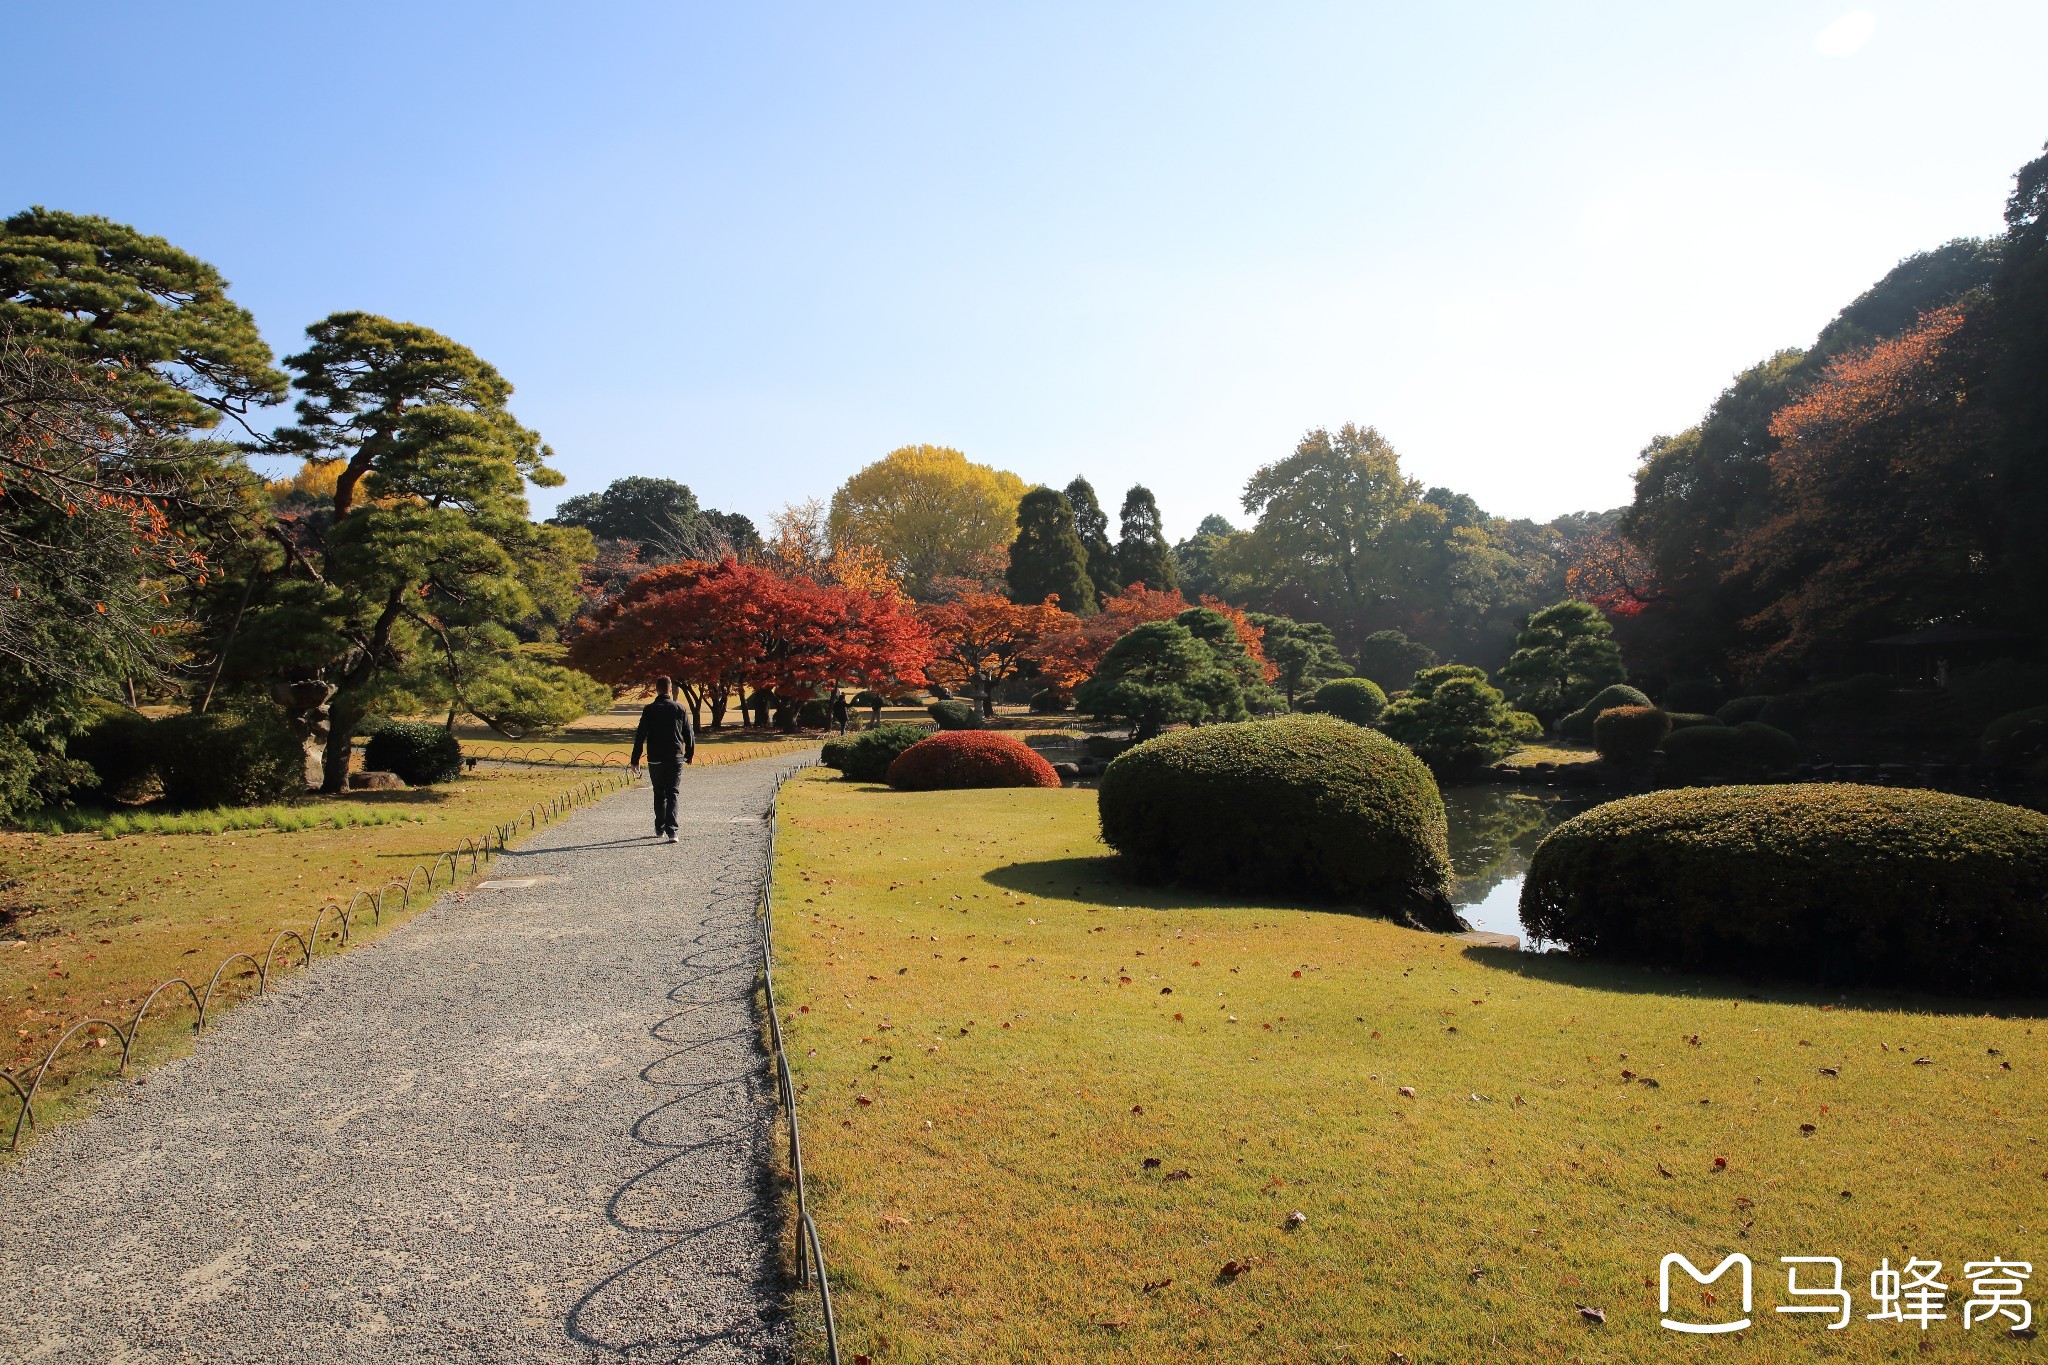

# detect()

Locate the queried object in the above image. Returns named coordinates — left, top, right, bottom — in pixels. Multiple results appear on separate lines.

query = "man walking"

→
left=829, top=689, right=850, bottom=735
left=629, top=676, right=695, bottom=842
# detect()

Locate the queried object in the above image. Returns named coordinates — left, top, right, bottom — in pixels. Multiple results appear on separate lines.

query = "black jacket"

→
left=631, top=697, right=695, bottom=765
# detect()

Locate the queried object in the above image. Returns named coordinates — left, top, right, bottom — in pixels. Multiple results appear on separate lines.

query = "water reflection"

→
left=1441, top=786, right=1595, bottom=945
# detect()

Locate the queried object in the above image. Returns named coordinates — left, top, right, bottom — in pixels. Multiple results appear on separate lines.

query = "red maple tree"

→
left=567, top=558, right=932, bottom=729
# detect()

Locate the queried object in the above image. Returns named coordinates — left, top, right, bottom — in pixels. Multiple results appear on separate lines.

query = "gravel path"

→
left=0, top=758, right=804, bottom=1364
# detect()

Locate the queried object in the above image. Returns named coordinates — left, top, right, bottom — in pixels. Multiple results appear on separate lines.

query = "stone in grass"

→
left=347, top=770, right=407, bottom=791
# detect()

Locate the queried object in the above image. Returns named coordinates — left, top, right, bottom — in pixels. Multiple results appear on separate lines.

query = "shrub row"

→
left=363, top=721, right=464, bottom=786
left=1521, top=784, right=2048, bottom=995
left=70, top=702, right=308, bottom=809
left=1555, top=684, right=1652, bottom=740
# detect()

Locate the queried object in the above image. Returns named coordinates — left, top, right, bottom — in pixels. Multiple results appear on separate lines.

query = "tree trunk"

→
left=320, top=700, right=364, bottom=794
left=709, top=691, right=728, bottom=730
left=198, top=576, right=255, bottom=714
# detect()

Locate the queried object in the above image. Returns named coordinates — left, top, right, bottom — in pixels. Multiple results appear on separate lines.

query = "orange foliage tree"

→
left=918, top=591, right=1074, bottom=717
left=1026, top=585, right=1274, bottom=699
left=1732, top=302, right=1997, bottom=677
left=567, top=558, right=932, bottom=729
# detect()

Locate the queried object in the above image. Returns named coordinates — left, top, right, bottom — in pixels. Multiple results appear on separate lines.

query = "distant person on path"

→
left=867, top=692, right=883, bottom=727
left=629, top=676, right=695, bottom=842
left=830, top=690, right=850, bottom=735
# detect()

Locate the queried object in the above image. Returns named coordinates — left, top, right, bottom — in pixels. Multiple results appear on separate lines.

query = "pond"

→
left=1441, top=785, right=1595, bottom=947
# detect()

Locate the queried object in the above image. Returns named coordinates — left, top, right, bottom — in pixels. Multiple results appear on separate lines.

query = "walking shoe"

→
left=664, top=833, right=678, bottom=844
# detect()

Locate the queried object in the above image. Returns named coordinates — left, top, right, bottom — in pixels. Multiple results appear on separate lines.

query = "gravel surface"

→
left=0, top=758, right=805, bottom=1363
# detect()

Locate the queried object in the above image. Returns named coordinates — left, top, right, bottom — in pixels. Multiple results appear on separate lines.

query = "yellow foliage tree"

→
left=827, top=445, right=1025, bottom=596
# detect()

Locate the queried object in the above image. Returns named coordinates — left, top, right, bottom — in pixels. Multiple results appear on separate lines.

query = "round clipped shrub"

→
left=927, top=699, right=983, bottom=730
left=1658, top=721, right=1798, bottom=783
left=153, top=708, right=306, bottom=808
left=1592, top=705, right=1670, bottom=766
left=1665, top=712, right=1724, bottom=731
left=1982, top=705, right=2048, bottom=775
left=828, top=723, right=932, bottom=782
left=1556, top=684, right=1652, bottom=741
left=1661, top=679, right=1725, bottom=714
left=1096, top=714, right=1455, bottom=926
left=66, top=698, right=156, bottom=800
left=852, top=690, right=886, bottom=709
left=797, top=697, right=833, bottom=728
left=1027, top=689, right=1070, bottom=714
left=1507, top=710, right=1544, bottom=742
left=1310, top=677, right=1388, bottom=725
left=885, top=731, right=1061, bottom=791
left=1520, top=785, right=2048, bottom=994
left=363, top=720, right=464, bottom=786
left=1715, top=695, right=1773, bottom=726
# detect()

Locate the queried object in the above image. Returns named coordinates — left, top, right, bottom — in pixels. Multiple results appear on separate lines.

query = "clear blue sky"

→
left=8, top=3, right=2044, bottom=538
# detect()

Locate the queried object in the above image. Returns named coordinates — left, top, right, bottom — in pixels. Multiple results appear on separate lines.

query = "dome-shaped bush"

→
left=1983, top=705, right=2048, bottom=775
left=1507, top=710, right=1545, bottom=742
left=886, top=731, right=1061, bottom=791
left=66, top=698, right=156, bottom=800
left=1715, top=695, right=1773, bottom=725
left=1665, top=712, right=1723, bottom=732
left=1556, top=684, right=1652, bottom=740
left=927, top=699, right=982, bottom=730
left=1097, top=714, right=1455, bottom=926
left=1310, top=677, right=1387, bottom=725
left=1592, top=705, right=1670, bottom=765
left=363, top=721, right=464, bottom=786
left=1658, top=721, right=1797, bottom=783
left=1521, top=785, right=2048, bottom=994
left=154, top=708, right=306, bottom=808
left=825, top=723, right=932, bottom=782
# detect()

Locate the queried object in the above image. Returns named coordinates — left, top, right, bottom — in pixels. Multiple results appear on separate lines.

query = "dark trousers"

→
left=648, top=762, right=681, bottom=835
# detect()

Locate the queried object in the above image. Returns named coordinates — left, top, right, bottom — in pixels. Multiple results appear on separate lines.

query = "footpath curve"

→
left=0, top=757, right=803, bottom=1364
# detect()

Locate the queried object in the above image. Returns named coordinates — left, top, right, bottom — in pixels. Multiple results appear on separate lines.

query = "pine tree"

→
left=1116, top=484, right=1177, bottom=592
left=1006, top=487, right=1097, bottom=613
left=1064, top=477, right=1121, bottom=604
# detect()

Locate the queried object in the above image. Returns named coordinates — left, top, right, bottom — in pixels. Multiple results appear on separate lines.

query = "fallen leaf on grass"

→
left=1913, top=1056, right=1933, bottom=1065
left=1657, top=1163, right=1674, bottom=1178
left=856, top=1094, right=874, bottom=1106
left=1286, top=1210, right=1306, bottom=1227
left=1799, top=1122, right=1817, bottom=1134
left=1093, top=1318, right=1129, bottom=1330
left=1219, top=1259, right=1249, bottom=1279
left=1577, top=1305, right=1606, bottom=1325
left=1142, top=1277, right=1172, bottom=1293
left=1397, top=1086, right=1416, bottom=1098
left=1164, top=1169, right=1192, bottom=1181
left=1142, top=1157, right=1162, bottom=1169
left=1819, top=1066, right=1840, bottom=1076
left=880, top=1214, right=910, bottom=1229
left=1712, top=1156, right=1727, bottom=1171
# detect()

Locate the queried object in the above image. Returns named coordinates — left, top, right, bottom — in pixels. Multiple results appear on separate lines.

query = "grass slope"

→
left=775, top=771, right=2046, bottom=1363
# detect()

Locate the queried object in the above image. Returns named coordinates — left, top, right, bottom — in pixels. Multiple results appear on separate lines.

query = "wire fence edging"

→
left=756, top=758, right=839, bottom=1364
left=0, top=767, right=641, bottom=1152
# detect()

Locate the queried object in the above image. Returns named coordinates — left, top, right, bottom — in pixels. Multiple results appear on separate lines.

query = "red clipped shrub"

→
left=884, top=731, right=1062, bottom=791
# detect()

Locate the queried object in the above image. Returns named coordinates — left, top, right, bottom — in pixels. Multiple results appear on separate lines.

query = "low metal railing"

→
left=758, top=760, right=840, bottom=1363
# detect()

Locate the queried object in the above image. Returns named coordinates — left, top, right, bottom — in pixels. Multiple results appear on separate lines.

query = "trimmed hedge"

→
left=1310, top=677, right=1387, bottom=725
left=1028, top=689, right=1070, bottom=714
left=1661, top=679, right=1725, bottom=714
left=1658, top=721, right=1798, bottom=783
left=1556, top=684, right=1652, bottom=740
left=154, top=709, right=306, bottom=808
left=1715, top=695, right=1774, bottom=725
left=1982, top=705, right=2048, bottom=775
left=927, top=699, right=983, bottom=730
left=1096, top=714, right=1455, bottom=925
left=1520, top=784, right=2048, bottom=994
left=1592, top=705, right=1670, bottom=765
left=797, top=697, right=833, bottom=728
left=852, top=691, right=885, bottom=709
left=363, top=721, right=464, bottom=786
left=1507, top=710, right=1545, bottom=742
left=1665, top=712, right=1724, bottom=731
left=823, top=723, right=932, bottom=782
left=886, top=731, right=1061, bottom=791
left=66, top=698, right=155, bottom=800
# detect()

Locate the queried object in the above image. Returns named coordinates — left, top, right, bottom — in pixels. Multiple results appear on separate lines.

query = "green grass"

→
left=16, top=802, right=425, bottom=839
left=775, top=771, right=2048, bottom=1363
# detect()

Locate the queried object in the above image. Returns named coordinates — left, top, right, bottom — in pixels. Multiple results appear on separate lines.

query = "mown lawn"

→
left=0, top=765, right=616, bottom=1131
left=774, top=771, right=2048, bottom=1362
